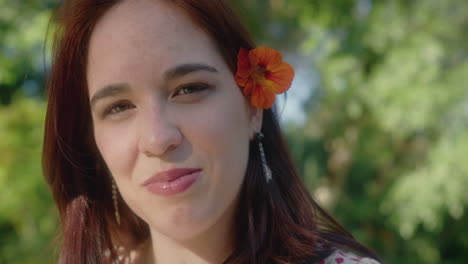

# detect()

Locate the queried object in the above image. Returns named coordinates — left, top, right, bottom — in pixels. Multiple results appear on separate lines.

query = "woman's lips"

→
left=143, top=168, right=202, bottom=196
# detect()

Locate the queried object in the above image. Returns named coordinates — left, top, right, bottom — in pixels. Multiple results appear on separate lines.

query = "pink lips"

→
left=143, top=168, right=201, bottom=196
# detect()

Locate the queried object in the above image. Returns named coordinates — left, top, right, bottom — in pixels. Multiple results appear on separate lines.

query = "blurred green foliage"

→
left=0, top=95, right=58, bottom=263
left=0, top=0, right=55, bottom=104
left=234, top=0, right=468, bottom=263
left=1, top=0, right=467, bottom=263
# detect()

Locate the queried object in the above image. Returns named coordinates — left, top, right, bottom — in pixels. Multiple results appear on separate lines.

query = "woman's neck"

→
left=144, top=201, right=237, bottom=264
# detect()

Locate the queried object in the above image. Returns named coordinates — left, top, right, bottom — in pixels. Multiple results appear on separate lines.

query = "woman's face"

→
left=87, top=0, right=261, bottom=241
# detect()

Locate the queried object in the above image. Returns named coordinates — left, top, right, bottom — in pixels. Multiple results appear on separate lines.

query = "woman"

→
left=43, top=0, right=383, bottom=263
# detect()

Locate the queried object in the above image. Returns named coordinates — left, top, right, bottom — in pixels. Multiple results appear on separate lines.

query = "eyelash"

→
left=102, top=83, right=211, bottom=117
left=103, top=100, right=134, bottom=117
left=173, top=82, right=211, bottom=97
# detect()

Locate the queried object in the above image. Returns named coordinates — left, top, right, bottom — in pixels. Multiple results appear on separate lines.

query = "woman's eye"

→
left=103, top=101, right=134, bottom=117
left=174, top=83, right=210, bottom=97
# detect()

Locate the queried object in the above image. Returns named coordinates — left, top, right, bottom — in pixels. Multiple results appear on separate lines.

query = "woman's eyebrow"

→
left=164, top=63, right=218, bottom=80
left=90, top=64, right=218, bottom=109
left=90, top=83, right=131, bottom=109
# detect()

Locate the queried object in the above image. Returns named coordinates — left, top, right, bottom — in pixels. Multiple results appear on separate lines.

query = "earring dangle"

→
left=256, top=132, right=272, bottom=183
left=111, top=179, right=121, bottom=226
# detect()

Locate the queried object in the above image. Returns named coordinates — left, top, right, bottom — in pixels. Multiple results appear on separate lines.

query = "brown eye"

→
left=174, top=83, right=210, bottom=97
left=103, top=101, right=135, bottom=117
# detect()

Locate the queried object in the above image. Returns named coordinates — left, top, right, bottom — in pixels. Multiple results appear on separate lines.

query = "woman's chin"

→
left=151, top=224, right=210, bottom=243
left=147, top=214, right=215, bottom=242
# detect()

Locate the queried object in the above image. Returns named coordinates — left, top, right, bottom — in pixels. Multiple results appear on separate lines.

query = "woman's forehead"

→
left=87, top=0, right=226, bottom=93
left=89, top=0, right=206, bottom=55
left=93, top=0, right=181, bottom=40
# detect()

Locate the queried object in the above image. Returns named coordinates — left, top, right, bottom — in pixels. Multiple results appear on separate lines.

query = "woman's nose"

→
left=137, top=105, right=182, bottom=157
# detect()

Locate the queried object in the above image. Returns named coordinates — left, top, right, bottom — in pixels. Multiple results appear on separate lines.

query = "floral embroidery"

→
left=318, top=249, right=381, bottom=264
left=335, top=258, right=344, bottom=264
left=235, top=46, right=295, bottom=109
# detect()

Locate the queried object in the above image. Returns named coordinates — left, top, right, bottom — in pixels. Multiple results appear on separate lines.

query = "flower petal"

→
left=251, top=46, right=283, bottom=68
left=259, top=79, right=282, bottom=93
left=242, top=79, right=255, bottom=95
left=235, top=46, right=295, bottom=109
left=235, top=48, right=252, bottom=87
left=251, top=83, right=276, bottom=109
left=266, top=62, right=295, bottom=93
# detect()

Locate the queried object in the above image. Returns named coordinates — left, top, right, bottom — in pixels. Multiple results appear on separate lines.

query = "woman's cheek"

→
left=95, top=123, right=138, bottom=178
left=189, top=106, right=232, bottom=147
left=191, top=99, right=249, bottom=168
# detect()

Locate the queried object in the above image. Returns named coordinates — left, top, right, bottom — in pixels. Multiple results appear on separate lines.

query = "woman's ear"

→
left=249, top=106, right=263, bottom=139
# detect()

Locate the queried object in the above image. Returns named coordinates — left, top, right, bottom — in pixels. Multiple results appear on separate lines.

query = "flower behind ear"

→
left=235, top=46, right=295, bottom=109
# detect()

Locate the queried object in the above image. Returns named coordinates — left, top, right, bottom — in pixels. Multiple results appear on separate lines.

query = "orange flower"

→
left=235, top=46, right=295, bottom=109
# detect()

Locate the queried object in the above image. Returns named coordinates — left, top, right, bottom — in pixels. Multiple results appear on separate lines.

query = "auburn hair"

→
left=43, top=0, right=382, bottom=263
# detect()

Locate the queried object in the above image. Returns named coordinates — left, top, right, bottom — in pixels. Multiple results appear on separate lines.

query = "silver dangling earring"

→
left=111, top=179, right=121, bottom=226
left=256, top=132, right=272, bottom=183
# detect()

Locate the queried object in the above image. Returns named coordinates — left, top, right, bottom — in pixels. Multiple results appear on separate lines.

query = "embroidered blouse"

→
left=316, top=249, right=381, bottom=264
